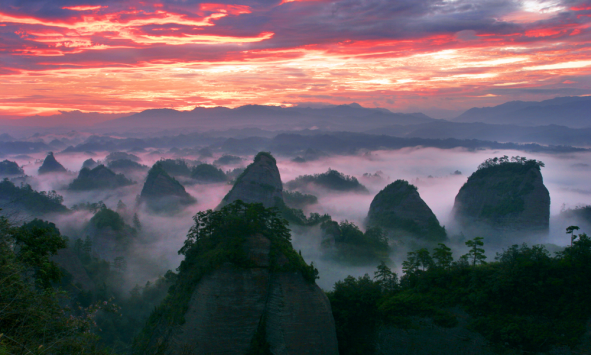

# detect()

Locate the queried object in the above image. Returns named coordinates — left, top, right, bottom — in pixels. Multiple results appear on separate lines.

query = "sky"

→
left=1, top=0, right=591, bottom=117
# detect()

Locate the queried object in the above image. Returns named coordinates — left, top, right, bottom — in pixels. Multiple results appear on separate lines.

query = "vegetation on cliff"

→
left=134, top=201, right=319, bottom=353
left=329, top=228, right=591, bottom=355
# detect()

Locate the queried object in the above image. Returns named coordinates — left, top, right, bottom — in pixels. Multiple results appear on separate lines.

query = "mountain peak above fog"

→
left=453, top=96, right=591, bottom=128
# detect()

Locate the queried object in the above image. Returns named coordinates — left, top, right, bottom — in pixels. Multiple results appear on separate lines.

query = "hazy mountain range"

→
left=1, top=96, right=590, bottom=147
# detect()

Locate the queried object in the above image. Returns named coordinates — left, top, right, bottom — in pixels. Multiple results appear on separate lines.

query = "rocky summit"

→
left=38, top=152, right=67, bottom=174
left=220, top=152, right=283, bottom=208
left=452, top=157, right=550, bottom=243
left=366, top=180, right=446, bottom=242
left=134, top=201, right=338, bottom=355
left=140, top=162, right=196, bottom=211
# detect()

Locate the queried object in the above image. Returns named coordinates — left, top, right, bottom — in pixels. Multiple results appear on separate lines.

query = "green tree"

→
left=433, top=243, right=453, bottom=270
left=374, top=261, right=398, bottom=292
left=16, top=219, right=68, bottom=289
left=464, top=237, right=486, bottom=266
left=566, top=225, right=580, bottom=246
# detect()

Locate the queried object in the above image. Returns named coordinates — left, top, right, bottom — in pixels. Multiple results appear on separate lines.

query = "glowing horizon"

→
left=1, top=0, right=591, bottom=117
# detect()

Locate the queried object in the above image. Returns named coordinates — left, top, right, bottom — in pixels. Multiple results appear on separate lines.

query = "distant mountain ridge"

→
left=453, top=96, right=591, bottom=128
left=94, top=104, right=434, bottom=132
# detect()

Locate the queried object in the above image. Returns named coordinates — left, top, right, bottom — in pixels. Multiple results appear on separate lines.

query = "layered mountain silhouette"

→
left=366, top=180, right=446, bottom=242
left=140, top=162, right=196, bottom=212
left=452, top=96, right=591, bottom=128
left=219, top=152, right=283, bottom=208
left=38, top=152, right=67, bottom=174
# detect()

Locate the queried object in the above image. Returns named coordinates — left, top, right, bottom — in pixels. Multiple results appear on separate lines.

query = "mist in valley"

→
left=4, top=145, right=590, bottom=292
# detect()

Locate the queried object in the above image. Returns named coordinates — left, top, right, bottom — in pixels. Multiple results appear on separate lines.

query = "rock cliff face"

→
left=38, top=152, right=67, bottom=174
left=141, top=162, right=196, bottom=211
left=452, top=159, right=550, bottom=243
left=69, top=165, right=134, bottom=190
left=367, top=180, right=446, bottom=242
left=139, top=233, right=338, bottom=355
left=220, top=152, right=283, bottom=208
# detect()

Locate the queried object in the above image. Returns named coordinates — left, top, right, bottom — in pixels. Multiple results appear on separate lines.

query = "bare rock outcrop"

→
left=220, top=152, right=283, bottom=208
left=367, top=180, right=446, bottom=242
left=38, top=152, right=67, bottom=174
left=452, top=157, right=550, bottom=243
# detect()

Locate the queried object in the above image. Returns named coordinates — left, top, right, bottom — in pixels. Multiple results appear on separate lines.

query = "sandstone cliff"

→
left=38, top=152, right=67, bottom=174
left=134, top=201, right=338, bottom=355
left=68, top=165, right=134, bottom=191
left=220, top=152, right=283, bottom=208
left=140, top=162, right=196, bottom=212
left=367, top=180, right=446, bottom=242
left=452, top=157, right=550, bottom=243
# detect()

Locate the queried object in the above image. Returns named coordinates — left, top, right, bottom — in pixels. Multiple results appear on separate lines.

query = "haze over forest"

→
left=2, top=0, right=591, bottom=354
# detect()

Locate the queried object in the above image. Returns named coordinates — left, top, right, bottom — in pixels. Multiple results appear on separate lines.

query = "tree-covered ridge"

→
left=0, top=214, right=115, bottom=355
left=0, top=159, right=24, bottom=175
left=285, top=168, right=369, bottom=193
left=282, top=190, right=318, bottom=209
left=321, top=220, right=390, bottom=265
left=329, top=229, right=591, bottom=355
left=107, top=159, right=148, bottom=171
left=0, top=179, right=68, bottom=214
left=213, top=154, right=242, bottom=165
left=158, top=158, right=193, bottom=177
left=68, top=165, right=135, bottom=191
left=191, top=163, right=227, bottom=182
left=133, top=201, right=319, bottom=354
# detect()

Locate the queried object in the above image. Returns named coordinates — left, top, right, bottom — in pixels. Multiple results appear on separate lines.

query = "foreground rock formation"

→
left=452, top=157, right=550, bottom=243
left=134, top=202, right=338, bottom=355
left=367, top=180, right=446, bottom=242
left=219, top=152, right=283, bottom=208
left=38, top=152, right=67, bottom=174
left=140, top=162, right=196, bottom=212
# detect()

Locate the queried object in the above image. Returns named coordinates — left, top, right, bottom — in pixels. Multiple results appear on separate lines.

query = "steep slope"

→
left=134, top=201, right=338, bottom=355
left=68, top=165, right=134, bottom=191
left=367, top=180, right=446, bottom=242
left=452, top=157, right=550, bottom=243
left=219, top=152, right=283, bottom=208
left=140, top=162, right=196, bottom=211
left=38, top=152, right=67, bottom=174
